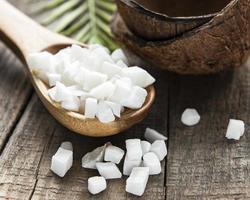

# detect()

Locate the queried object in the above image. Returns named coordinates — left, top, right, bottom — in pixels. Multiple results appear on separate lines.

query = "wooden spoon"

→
left=0, top=1, right=155, bottom=137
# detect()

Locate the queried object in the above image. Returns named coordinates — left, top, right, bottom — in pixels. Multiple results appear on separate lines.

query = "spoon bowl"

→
left=0, top=1, right=155, bottom=137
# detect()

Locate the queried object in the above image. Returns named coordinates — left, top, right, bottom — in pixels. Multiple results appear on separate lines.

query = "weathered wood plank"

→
left=0, top=42, right=32, bottom=152
left=166, top=65, right=250, bottom=199
left=0, top=95, right=56, bottom=199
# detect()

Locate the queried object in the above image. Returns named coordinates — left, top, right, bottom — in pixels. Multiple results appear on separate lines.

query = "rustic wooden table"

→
left=1, top=2, right=250, bottom=200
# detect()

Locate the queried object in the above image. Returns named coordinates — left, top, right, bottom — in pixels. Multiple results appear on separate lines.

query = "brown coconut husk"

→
left=116, top=0, right=230, bottom=40
left=111, top=0, right=250, bottom=74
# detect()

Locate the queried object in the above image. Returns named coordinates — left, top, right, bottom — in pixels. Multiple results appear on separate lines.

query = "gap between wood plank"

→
left=0, top=90, right=33, bottom=155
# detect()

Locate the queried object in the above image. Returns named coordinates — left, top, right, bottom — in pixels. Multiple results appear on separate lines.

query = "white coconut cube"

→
left=143, top=152, right=161, bottom=175
left=88, top=44, right=110, bottom=54
left=70, top=45, right=89, bottom=63
left=104, top=145, right=125, bottom=164
left=84, top=98, right=98, bottom=119
left=125, top=139, right=142, bottom=160
left=53, top=82, right=73, bottom=102
left=141, top=140, right=151, bottom=155
left=144, top=128, right=168, bottom=143
left=225, top=119, right=245, bottom=140
left=105, top=101, right=123, bottom=118
left=60, top=61, right=80, bottom=86
left=27, top=51, right=56, bottom=73
left=88, top=176, right=107, bottom=195
left=181, top=108, right=200, bottom=126
left=121, top=86, right=147, bottom=109
left=48, top=87, right=56, bottom=101
left=51, top=147, right=73, bottom=177
left=60, top=141, right=73, bottom=151
left=68, top=87, right=86, bottom=97
left=111, top=49, right=128, bottom=64
left=96, top=162, right=122, bottom=179
left=96, top=101, right=115, bottom=123
left=116, top=60, right=128, bottom=68
left=122, top=66, right=155, bottom=88
left=123, top=154, right=141, bottom=176
left=83, top=70, right=108, bottom=91
left=126, top=167, right=149, bottom=196
left=101, top=61, right=122, bottom=78
left=61, top=96, right=80, bottom=112
left=47, top=73, right=61, bottom=87
left=150, top=140, right=167, bottom=161
left=89, top=82, right=115, bottom=100
left=109, top=79, right=132, bottom=104
left=82, top=143, right=109, bottom=169
left=91, top=48, right=114, bottom=71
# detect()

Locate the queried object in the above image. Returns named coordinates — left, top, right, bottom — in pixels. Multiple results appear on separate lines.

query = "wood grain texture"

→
left=0, top=42, right=32, bottom=152
left=166, top=65, right=250, bottom=199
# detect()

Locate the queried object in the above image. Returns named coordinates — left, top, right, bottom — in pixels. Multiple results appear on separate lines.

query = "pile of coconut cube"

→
left=26, top=44, right=155, bottom=123
left=50, top=127, right=167, bottom=196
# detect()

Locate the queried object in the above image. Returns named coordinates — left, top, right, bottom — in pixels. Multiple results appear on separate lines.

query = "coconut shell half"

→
left=116, top=0, right=216, bottom=40
left=111, top=0, right=250, bottom=74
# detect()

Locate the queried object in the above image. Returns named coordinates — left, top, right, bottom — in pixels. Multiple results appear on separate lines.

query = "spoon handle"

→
left=0, top=1, right=74, bottom=64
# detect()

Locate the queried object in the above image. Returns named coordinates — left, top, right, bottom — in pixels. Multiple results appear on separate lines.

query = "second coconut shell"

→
left=112, top=0, right=250, bottom=74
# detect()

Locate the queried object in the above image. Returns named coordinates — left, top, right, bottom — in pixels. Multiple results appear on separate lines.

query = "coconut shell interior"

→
left=135, top=0, right=231, bottom=17
left=111, top=0, right=250, bottom=74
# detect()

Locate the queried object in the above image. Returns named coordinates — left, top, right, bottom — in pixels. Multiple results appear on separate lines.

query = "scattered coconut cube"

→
left=111, top=48, right=128, bottom=64
left=125, top=139, right=142, bottom=160
left=104, top=145, right=125, bottom=164
left=122, top=66, right=155, bottom=88
left=89, top=82, right=115, bottom=100
left=143, top=152, right=161, bottom=175
left=82, top=143, right=109, bottom=169
left=150, top=140, right=167, bottom=161
left=88, top=176, right=107, bottom=195
left=51, top=147, right=73, bottom=177
left=60, top=141, right=73, bottom=151
left=96, top=162, right=122, bottom=179
left=96, top=101, right=115, bottom=123
left=126, top=167, right=149, bottom=196
left=144, top=128, right=167, bottom=143
left=84, top=98, right=98, bottom=119
left=101, top=61, right=122, bottom=78
left=123, top=154, right=141, bottom=176
left=225, top=119, right=245, bottom=140
left=121, top=86, right=147, bottom=109
left=141, top=140, right=151, bottom=155
left=181, top=108, right=200, bottom=126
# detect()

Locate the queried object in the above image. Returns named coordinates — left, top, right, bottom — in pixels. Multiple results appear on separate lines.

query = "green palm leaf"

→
left=28, top=0, right=118, bottom=50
